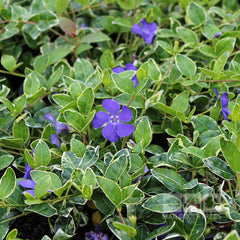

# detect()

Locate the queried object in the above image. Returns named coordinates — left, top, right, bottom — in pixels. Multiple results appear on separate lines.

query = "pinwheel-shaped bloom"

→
left=92, top=99, right=134, bottom=142
left=45, top=113, right=70, bottom=149
left=132, top=19, right=157, bottom=44
left=112, top=63, right=139, bottom=87
left=213, top=89, right=230, bottom=121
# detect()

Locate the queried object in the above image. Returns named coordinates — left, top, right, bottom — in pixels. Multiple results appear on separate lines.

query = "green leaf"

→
left=135, top=117, right=152, bottom=148
left=6, top=229, right=18, bottom=240
left=171, top=91, right=189, bottom=113
left=185, top=183, right=213, bottom=204
left=27, top=203, right=57, bottom=217
left=148, top=58, right=162, bottom=81
left=112, top=72, right=135, bottom=95
left=31, top=170, right=62, bottom=191
left=14, top=94, right=27, bottom=113
left=1, top=55, right=16, bottom=72
left=187, top=2, right=206, bottom=26
left=203, top=157, right=235, bottom=180
left=181, top=146, right=206, bottom=159
left=106, top=155, right=128, bottom=182
left=191, top=115, right=219, bottom=133
left=145, top=222, right=176, bottom=240
left=47, top=65, right=63, bottom=89
left=156, top=40, right=174, bottom=55
left=96, top=176, right=122, bottom=208
left=183, top=206, right=206, bottom=240
left=82, top=168, right=96, bottom=199
left=56, top=0, right=70, bottom=13
left=0, top=223, right=9, bottom=240
left=113, top=222, right=136, bottom=237
left=215, top=38, right=236, bottom=57
left=117, top=0, right=142, bottom=9
left=220, top=137, right=240, bottom=173
left=33, top=55, right=49, bottom=74
left=198, top=45, right=216, bottom=58
left=73, top=59, right=94, bottom=81
left=64, top=109, right=85, bottom=132
left=213, top=51, right=229, bottom=74
left=176, top=54, right=196, bottom=77
left=33, top=140, right=51, bottom=167
left=176, top=27, right=199, bottom=47
left=230, top=103, right=240, bottom=122
left=0, top=97, right=14, bottom=112
left=74, top=0, right=89, bottom=6
left=0, top=167, right=16, bottom=200
left=223, top=230, right=240, bottom=240
left=52, top=94, right=73, bottom=107
left=0, top=154, right=14, bottom=170
left=152, top=168, right=186, bottom=193
left=34, top=175, right=51, bottom=197
left=13, top=119, right=29, bottom=144
left=143, top=193, right=183, bottom=213
left=24, top=72, right=40, bottom=96
left=77, top=87, right=94, bottom=115
left=81, top=32, right=111, bottom=43
left=70, top=138, right=86, bottom=158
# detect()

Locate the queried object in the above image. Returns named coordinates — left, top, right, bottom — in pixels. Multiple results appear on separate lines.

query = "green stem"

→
left=0, top=212, right=31, bottom=224
left=0, top=128, right=11, bottom=135
left=0, top=69, right=25, bottom=78
left=227, top=180, right=234, bottom=199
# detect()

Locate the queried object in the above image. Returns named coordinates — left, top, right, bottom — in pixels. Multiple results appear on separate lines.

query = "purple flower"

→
left=112, top=63, right=139, bottom=87
left=92, top=99, right=134, bottom=142
left=18, top=179, right=36, bottom=197
left=221, top=92, right=230, bottom=121
left=45, top=113, right=70, bottom=149
left=213, top=32, right=222, bottom=38
left=132, top=19, right=157, bottom=44
left=23, top=162, right=33, bottom=179
left=85, top=225, right=108, bottom=240
left=213, top=89, right=230, bottom=121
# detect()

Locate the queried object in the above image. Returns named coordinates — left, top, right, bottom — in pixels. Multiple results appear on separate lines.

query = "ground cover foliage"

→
left=1, top=0, right=240, bottom=239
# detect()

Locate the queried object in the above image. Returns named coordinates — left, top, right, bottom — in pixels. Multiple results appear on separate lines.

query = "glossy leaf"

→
left=176, top=54, right=196, bottom=77
left=143, top=193, right=183, bottom=213
left=0, top=167, right=16, bottom=200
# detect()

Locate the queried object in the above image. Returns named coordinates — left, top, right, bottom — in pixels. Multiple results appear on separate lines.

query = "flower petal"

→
left=51, top=134, right=61, bottom=149
left=45, top=113, right=55, bottom=123
left=125, top=63, right=137, bottom=71
left=222, top=108, right=230, bottom=121
left=92, top=111, right=110, bottom=129
left=118, top=106, right=133, bottom=122
left=54, top=121, right=69, bottom=135
left=132, top=23, right=143, bottom=35
left=24, top=190, right=35, bottom=197
left=112, top=66, right=125, bottom=74
left=131, top=74, right=139, bottom=87
left=213, top=88, right=219, bottom=98
left=102, top=99, right=120, bottom=116
left=116, top=122, right=134, bottom=137
left=102, top=123, right=119, bottom=142
left=23, top=163, right=33, bottom=179
left=221, top=92, right=229, bottom=108
left=19, top=179, right=36, bottom=189
left=140, top=19, right=148, bottom=29
left=148, top=22, right=157, bottom=33
left=144, top=34, right=155, bottom=45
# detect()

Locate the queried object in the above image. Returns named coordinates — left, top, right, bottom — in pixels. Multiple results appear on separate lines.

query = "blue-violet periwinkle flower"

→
left=214, top=32, right=222, bottom=38
left=45, top=113, right=70, bottom=149
left=92, top=99, right=134, bottom=142
left=213, top=89, right=230, bottom=121
left=18, top=179, right=36, bottom=197
left=112, top=63, right=139, bottom=87
left=23, top=162, right=33, bottom=179
left=132, top=19, right=157, bottom=45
